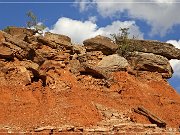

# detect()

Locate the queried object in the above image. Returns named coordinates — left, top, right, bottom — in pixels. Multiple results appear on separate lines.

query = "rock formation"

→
left=0, top=27, right=180, bottom=134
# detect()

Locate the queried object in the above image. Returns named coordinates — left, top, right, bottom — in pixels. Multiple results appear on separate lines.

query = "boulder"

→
left=79, top=63, right=110, bottom=80
left=117, top=39, right=180, bottom=60
left=97, top=54, right=129, bottom=72
left=83, top=35, right=118, bottom=55
left=127, top=52, right=173, bottom=78
left=69, top=59, right=82, bottom=74
left=38, top=32, right=73, bottom=50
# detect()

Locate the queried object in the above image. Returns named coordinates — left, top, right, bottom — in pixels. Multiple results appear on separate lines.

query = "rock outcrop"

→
left=83, top=35, right=118, bottom=55
left=0, top=27, right=180, bottom=134
left=97, top=54, right=129, bottom=72
left=3, top=26, right=34, bottom=40
left=117, top=39, right=180, bottom=60
left=38, top=32, right=73, bottom=50
left=127, top=52, right=173, bottom=78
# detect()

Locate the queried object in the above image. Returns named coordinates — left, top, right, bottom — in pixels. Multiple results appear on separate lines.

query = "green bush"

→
left=111, top=27, right=140, bottom=58
left=2, top=26, right=11, bottom=33
left=26, top=11, right=46, bottom=34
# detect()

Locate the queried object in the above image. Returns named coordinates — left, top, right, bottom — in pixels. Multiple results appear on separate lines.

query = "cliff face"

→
left=0, top=27, right=180, bottom=133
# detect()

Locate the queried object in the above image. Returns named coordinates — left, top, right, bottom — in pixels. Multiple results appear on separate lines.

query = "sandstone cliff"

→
left=0, top=27, right=180, bottom=134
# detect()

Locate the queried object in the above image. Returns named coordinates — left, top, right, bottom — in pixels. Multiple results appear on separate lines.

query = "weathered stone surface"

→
left=117, top=39, right=180, bottom=60
left=97, top=54, right=129, bottom=72
left=69, top=59, right=82, bottom=74
left=127, top=52, right=173, bottom=78
left=2, top=42, right=30, bottom=60
left=1, top=63, right=31, bottom=85
left=0, top=59, right=40, bottom=85
left=38, top=60, right=66, bottom=86
left=3, top=31, right=32, bottom=51
left=83, top=35, right=118, bottom=55
left=72, top=44, right=86, bottom=54
left=53, top=53, right=69, bottom=61
left=38, top=32, right=73, bottom=50
left=3, top=26, right=34, bottom=40
left=0, top=31, right=5, bottom=43
left=20, top=60, right=39, bottom=71
left=79, top=63, right=110, bottom=80
left=78, top=51, right=104, bottom=66
left=0, top=31, right=36, bottom=60
left=39, top=60, right=65, bottom=76
left=0, top=45, right=13, bottom=59
left=35, top=45, right=58, bottom=59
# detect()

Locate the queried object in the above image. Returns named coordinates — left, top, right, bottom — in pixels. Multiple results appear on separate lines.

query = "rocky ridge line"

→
left=0, top=26, right=180, bottom=133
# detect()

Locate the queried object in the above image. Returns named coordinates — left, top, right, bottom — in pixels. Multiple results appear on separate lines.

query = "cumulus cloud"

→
left=88, top=16, right=97, bottom=23
left=50, top=17, right=143, bottom=43
left=167, top=40, right=180, bottom=78
left=75, top=0, right=180, bottom=36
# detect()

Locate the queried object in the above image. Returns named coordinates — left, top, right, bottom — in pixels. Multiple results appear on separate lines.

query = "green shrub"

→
left=2, top=26, right=11, bottom=33
left=111, top=27, right=140, bottom=58
left=26, top=11, right=46, bottom=34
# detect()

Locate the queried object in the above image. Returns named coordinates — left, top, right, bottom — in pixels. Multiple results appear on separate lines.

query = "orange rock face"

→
left=0, top=27, right=180, bottom=133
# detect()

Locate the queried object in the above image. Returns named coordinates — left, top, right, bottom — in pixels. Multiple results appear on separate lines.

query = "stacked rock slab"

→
left=83, top=36, right=180, bottom=79
left=0, top=27, right=179, bottom=84
left=0, top=27, right=72, bottom=87
left=126, top=52, right=173, bottom=79
left=116, top=39, right=180, bottom=60
left=0, top=27, right=180, bottom=133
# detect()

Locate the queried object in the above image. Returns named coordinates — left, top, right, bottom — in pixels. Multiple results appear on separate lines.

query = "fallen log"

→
left=134, top=106, right=166, bottom=128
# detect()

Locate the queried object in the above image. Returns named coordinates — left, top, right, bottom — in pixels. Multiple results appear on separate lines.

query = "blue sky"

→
left=0, top=0, right=180, bottom=93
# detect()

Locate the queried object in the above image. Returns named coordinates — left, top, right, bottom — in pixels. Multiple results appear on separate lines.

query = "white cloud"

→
left=50, top=17, right=143, bottom=43
left=166, top=40, right=180, bottom=49
left=75, top=0, right=180, bottom=36
left=167, top=40, right=180, bottom=78
left=88, top=16, right=97, bottom=23
left=75, top=0, right=93, bottom=12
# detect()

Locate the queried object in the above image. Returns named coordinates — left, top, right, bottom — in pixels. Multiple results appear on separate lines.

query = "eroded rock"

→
left=38, top=32, right=73, bottom=50
left=117, top=39, right=180, bottom=60
left=83, top=35, right=118, bottom=55
left=0, top=45, right=13, bottom=59
left=127, top=52, right=173, bottom=78
left=3, top=26, right=34, bottom=41
left=97, top=54, right=129, bottom=72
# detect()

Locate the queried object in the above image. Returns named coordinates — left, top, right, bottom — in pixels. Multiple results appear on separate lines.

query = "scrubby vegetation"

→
left=111, top=27, right=139, bottom=58
left=26, top=11, right=46, bottom=34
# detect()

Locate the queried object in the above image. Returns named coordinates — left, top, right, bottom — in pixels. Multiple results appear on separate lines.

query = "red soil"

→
left=0, top=69, right=180, bottom=132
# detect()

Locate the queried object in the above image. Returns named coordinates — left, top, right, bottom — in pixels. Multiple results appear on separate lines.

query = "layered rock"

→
left=38, top=32, right=73, bottom=50
left=0, top=30, right=35, bottom=60
left=126, top=52, right=173, bottom=78
left=3, top=26, right=34, bottom=40
left=0, top=27, right=180, bottom=133
left=0, top=45, right=13, bottom=59
left=117, top=39, right=180, bottom=60
left=0, top=28, right=178, bottom=83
